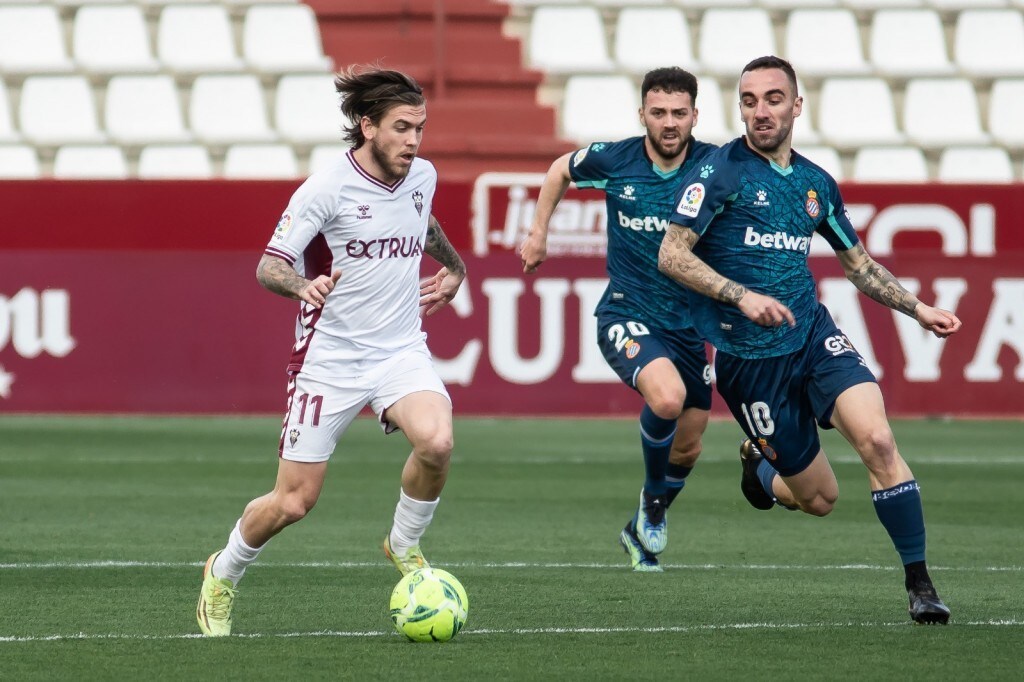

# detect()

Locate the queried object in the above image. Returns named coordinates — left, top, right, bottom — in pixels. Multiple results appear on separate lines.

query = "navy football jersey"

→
left=669, top=138, right=859, bottom=358
left=569, top=136, right=717, bottom=330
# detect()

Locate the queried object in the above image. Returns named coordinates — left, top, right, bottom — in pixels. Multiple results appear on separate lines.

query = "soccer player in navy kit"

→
left=660, top=56, right=960, bottom=623
left=520, top=68, right=717, bottom=572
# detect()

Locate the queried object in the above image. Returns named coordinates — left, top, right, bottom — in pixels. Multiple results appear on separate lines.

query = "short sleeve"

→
left=568, top=142, right=616, bottom=188
left=264, top=175, right=337, bottom=264
left=814, top=178, right=859, bottom=252
left=669, top=154, right=735, bottom=237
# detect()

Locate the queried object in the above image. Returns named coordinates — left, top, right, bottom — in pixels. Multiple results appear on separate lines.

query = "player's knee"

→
left=276, top=492, right=317, bottom=525
left=802, top=496, right=835, bottom=517
left=415, top=432, right=453, bottom=470
left=648, top=393, right=685, bottom=420
left=856, top=426, right=898, bottom=463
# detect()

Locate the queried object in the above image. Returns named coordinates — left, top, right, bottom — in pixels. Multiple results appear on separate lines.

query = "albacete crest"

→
left=412, top=191, right=424, bottom=216
left=805, top=190, right=821, bottom=219
left=289, top=429, right=300, bottom=446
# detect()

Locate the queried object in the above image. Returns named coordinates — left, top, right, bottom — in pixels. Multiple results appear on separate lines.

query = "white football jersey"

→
left=264, top=150, right=436, bottom=377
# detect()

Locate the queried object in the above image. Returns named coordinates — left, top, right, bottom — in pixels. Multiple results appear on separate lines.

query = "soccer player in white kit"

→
left=197, top=67, right=467, bottom=637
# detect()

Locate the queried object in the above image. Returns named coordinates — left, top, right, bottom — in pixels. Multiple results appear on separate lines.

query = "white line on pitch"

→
left=2, top=619, right=1022, bottom=644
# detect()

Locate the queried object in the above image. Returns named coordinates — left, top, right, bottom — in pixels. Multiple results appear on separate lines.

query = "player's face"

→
left=738, top=68, right=802, bottom=154
left=363, top=104, right=427, bottom=182
left=640, top=89, right=696, bottom=161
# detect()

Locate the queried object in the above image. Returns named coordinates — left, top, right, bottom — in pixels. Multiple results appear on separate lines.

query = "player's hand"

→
left=737, top=291, right=796, bottom=328
left=420, top=267, right=464, bottom=317
left=298, top=269, right=341, bottom=309
left=518, top=231, right=547, bottom=274
left=915, top=304, right=962, bottom=338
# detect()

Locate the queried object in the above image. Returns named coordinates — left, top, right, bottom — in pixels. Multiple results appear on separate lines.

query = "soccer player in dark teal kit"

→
left=661, top=56, right=960, bottom=623
left=520, top=68, right=717, bottom=572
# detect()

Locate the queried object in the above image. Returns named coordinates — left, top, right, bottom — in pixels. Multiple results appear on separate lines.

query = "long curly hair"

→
left=334, top=66, right=425, bottom=148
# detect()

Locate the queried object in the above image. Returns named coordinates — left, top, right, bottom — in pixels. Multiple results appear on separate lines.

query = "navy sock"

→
left=872, top=480, right=927, bottom=568
left=639, top=405, right=676, bottom=497
left=665, top=463, right=692, bottom=507
left=756, top=458, right=778, bottom=501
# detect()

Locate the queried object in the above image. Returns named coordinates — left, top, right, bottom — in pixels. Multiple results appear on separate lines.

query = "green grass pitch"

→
left=1, top=415, right=1021, bottom=679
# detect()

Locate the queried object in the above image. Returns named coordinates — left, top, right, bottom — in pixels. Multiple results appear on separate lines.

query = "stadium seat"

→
left=785, top=10, right=870, bottom=77
left=927, top=0, right=1009, bottom=9
left=528, top=7, right=612, bottom=73
left=794, top=145, right=844, bottom=180
left=308, top=144, right=349, bottom=175
left=613, top=8, right=698, bottom=74
left=189, top=75, right=277, bottom=144
left=869, top=9, right=954, bottom=77
left=791, top=79, right=821, bottom=145
left=223, top=144, right=300, bottom=179
left=137, top=144, right=213, bottom=179
left=0, top=5, right=74, bottom=74
left=53, top=145, right=129, bottom=179
left=274, top=74, right=341, bottom=145
left=843, top=0, right=923, bottom=7
left=699, top=9, right=776, bottom=77
left=903, top=78, right=989, bottom=148
left=0, top=80, right=18, bottom=142
left=693, top=78, right=734, bottom=146
left=73, top=5, right=159, bottom=74
left=242, top=5, right=332, bottom=74
left=762, top=0, right=840, bottom=9
left=817, top=78, right=904, bottom=147
left=19, top=76, right=106, bottom=145
left=0, top=145, right=40, bottom=179
left=954, top=10, right=1024, bottom=78
left=105, top=75, right=191, bottom=145
left=157, top=5, right=244, bottom=73
left=988, top=79, right=1024, bottom=148
left=852, top=146, right=928, bottom=182
left=667, top=0, right=754, bottom=6
left=937, top=146, right=1014, bottom=183
left=561, top=75, right=640, bottom=143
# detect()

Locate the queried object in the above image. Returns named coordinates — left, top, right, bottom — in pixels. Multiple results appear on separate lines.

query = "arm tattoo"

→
left=256, top=255, right=309, bottom=300
left=659, top=227, right=747, bottom=305
left=845, top=245, right=920, bottom=316
left=425, top=215, right=466, bottom=276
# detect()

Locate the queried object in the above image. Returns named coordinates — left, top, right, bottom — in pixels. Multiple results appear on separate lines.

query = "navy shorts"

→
left=597, top=314, right=712, bottom=411
left=714, top=304, right=877, bottom=477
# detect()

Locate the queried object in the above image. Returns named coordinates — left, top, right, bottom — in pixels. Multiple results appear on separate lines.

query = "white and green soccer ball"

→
left=389, top=567, right=469, bottom=642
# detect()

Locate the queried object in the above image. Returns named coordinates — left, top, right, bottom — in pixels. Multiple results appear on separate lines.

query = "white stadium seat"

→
left=954, top=10, right=1024, bottom=78
left=852, top=147, right=928, bottom=182
left=53, top=145, right=128, bottom=179
left=243, top=5, right=332, bottom=74
left=761, top=0, right=839, bottom=7
left=561, top=75, right=640, bottom=143
left=785, top=10, right=870, bottom=77
left=844, top=0, right=922, bottom=7
left=19, top=76, right=106, bottom=145
left=105, top=75, right=191, bottom=145
left=308, top=144, right=349, bottom=175
left=189, top=75, right=277, bottom=144
left=903, top=78, right=989, bottom=148
left=988, top=79, right=1024, bottom=149
left=870, top=10, right=954, bottom=77
left=73, top=5, right=159, bottom=74
left=928, top=0, right=1008, bottom=9
left=274, top=74, right=342, bottom=145
left=137, top=144, right=213, bottom=179
left=938, top=147, right=1014, bottom=183
left=0, top=145, right=40, bottom=179
left=0, top=6, right=74, bottom=74
left=528, top=7, right=612, bottom=73
left=0, top=80, right=18, bottom=142
left=791, top=79, right=821, bottom=145
left=699, top=9, right=776, bottom=77
left=223, top=144, right=300, bottom=179
left=817, top=78, right=904, bottom=147
left=794, top=145, right=844, bottom=180
left=157, top=5, right=244, bottom=73
left=613, top=8, right=698, bottom=74
left=693, top=78, right=734, bottom=146
left=669, top=0, right=754, bottom=7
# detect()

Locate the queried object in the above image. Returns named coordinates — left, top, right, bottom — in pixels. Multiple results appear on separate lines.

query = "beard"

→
left=370, top=138, right=411, bottom=182
left=647, top=130, right=685, bottom=160
left=746, top=122, right=792, bottom=154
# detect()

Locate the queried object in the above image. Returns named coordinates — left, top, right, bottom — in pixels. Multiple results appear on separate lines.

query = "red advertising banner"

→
left=0, top=179, right=1021, bottom=416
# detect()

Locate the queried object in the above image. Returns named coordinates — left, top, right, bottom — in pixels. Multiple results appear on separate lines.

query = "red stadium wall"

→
left=1, top=180, right=1022, bottom=416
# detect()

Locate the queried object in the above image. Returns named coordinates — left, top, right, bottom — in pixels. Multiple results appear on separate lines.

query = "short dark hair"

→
left=741, top=56, right=799, bottom=96
left=334, top=66, right=425, bottom=148
left=641, top=67, right=698, bottom=106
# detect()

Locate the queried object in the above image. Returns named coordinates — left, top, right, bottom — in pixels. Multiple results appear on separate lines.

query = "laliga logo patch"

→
left=805, top=189, right=820, bottom=219
left=273, top=212, right=293, bottom=240
left=412, top=191, right=424, bottom=217
left=289, top=429, right=300, bottom=446
left=624, top=339, right=641, bottom=359
left=676, top=182, right=704, bottom=217
left=572, top=147, right=588, bottom=167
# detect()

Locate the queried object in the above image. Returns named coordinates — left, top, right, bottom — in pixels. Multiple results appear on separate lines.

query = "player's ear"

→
left=692, top=107, right=699, bottom=127
left=793, top=95, right=803, bottom=119
left=360, top=115, right=376, bottom=141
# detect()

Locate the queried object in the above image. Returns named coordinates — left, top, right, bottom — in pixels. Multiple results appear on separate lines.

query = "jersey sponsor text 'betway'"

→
left=617, top=211, right=669, bottom=232
left=743, top=226, right=811, bottom=253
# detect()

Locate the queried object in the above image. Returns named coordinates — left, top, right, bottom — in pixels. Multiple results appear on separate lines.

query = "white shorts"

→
left=278, top=346, right=450, bottom=463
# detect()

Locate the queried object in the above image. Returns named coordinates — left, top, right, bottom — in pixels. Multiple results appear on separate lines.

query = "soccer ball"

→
left=389, top=567, right=469, bottom=642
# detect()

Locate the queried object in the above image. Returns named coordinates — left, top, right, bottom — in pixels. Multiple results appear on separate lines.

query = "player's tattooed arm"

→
left=256, top=254, right=340, bottom=309
left=424, top=214, right=466, bottom=277
left=658, top=225, right=746, bottom=304
left=839, top=244, right=920, bottom=317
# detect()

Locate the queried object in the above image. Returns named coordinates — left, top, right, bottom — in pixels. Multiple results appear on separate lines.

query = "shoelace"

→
left=208, top=583, right=237, bottom=619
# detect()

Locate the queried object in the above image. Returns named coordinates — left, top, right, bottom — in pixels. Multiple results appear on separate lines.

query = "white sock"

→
left=212, top=520, right=264, bottom=586
left=389, top=489, right=439, bottom=556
